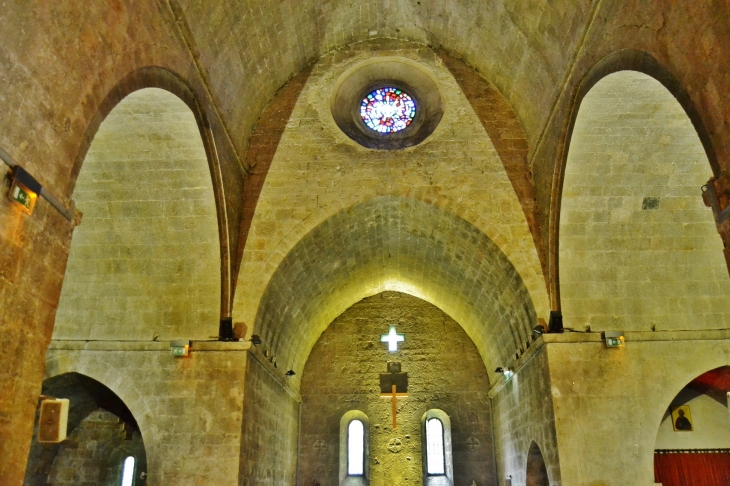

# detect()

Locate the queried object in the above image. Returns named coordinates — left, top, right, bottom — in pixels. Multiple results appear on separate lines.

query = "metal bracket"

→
left=703, top=180, right=730, bottom=225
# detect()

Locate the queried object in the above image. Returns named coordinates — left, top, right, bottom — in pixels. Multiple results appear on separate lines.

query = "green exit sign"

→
left=604, top=331, right=625, bottom=348
left=171, top=346, right=189, bottom=357
left=170, top=340, right=191, bottom=357
left=9, top=180, right=37, bottom=215
left=606, top=337, right=622, bottom=347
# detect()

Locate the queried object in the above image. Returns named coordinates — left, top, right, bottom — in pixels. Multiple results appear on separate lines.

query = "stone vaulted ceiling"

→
left=172, top=0, right=596, bottom=159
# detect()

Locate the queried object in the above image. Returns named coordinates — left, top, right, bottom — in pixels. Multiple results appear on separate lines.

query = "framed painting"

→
left=671, top=405, right=693, bottom=432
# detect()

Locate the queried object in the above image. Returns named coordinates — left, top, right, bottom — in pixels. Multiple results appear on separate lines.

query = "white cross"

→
left=381, top=325, right=405, bottom=352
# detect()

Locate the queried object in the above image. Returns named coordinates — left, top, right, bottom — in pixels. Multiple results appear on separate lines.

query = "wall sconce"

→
left=604, top=331, right=625, bottom=348
left=495, top=367, right=513, bottom=379
left=170, top=339, right=191, bottom=357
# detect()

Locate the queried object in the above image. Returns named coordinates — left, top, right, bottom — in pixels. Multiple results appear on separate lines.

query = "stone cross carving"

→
left=381, top=325, right=405, bottom=352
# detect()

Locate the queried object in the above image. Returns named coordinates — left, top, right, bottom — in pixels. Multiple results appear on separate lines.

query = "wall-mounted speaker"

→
left=38, top=398, right=69, bottom=444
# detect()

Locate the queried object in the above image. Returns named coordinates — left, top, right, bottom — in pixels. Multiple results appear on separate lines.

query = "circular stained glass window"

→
left=360, top=87, right=417, bottom=134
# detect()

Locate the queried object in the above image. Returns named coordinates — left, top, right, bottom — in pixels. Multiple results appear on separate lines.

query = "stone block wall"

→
left=491, top=344, right=561, bottom=486
left=560, top=70, right=730, bottom=332
left=298, top=292, right=495, bottom=486
left=546, top=333, right=730, bottom=486
left=46, top=409, right=144, bottom=486
left=233, top=41, right=548, bottom=339
left=53, top=88, right=221, bottom=342
left=45, top=341, right=248, bottom=485
left=239, top=353, right=300, bottom=486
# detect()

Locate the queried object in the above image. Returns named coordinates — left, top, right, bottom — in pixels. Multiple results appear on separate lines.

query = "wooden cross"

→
left=380, top=384, right=408, bottom=429
left=380, top=362, right=408, bottom=429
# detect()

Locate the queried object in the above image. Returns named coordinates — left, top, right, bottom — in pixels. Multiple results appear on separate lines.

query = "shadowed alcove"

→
left=24, top=373, right=146, bottom=486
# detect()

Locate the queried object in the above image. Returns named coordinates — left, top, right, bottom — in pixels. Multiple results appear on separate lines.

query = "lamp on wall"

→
left=495, top=367, right=513, bottom=379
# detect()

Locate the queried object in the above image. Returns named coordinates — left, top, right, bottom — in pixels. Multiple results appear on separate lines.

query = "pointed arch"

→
left=557, top=67, right=730, bottom=332
left=55, top=84, right=222, bottom=341
left=551, top=50, right=721, bottom=309
left=70, top=66, right=233, bottom=318
left=526, top=441, right=549, bottom=486
left=24, top=372, right=147, bottom=486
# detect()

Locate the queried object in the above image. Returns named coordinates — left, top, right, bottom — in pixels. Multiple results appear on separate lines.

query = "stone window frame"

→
left=108, top=443, right=143, bottom=486
left=421, top=409, right=454, bottom=486
left=339, top=410, right=370, bottom=485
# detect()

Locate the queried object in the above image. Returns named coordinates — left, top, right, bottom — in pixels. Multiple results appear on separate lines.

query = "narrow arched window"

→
left=121, top=456, right=135, bottom=486
left=422, top=409, right=453, bottom=485
left=348, top=419, right=365, bottom=475
left=339, top=410, right=370, bottom=484
left=426, top=418, right=445, bottom=475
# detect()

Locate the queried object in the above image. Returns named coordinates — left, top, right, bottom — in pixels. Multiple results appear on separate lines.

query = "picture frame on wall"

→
left=671, top=405, right=693, bottom=432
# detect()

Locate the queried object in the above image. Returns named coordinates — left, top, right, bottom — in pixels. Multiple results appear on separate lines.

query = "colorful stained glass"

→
left=360, top=87, right=416, bottom=134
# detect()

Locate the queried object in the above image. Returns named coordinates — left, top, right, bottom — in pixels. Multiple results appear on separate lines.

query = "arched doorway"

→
left=526, top=441, right=549, bottom=486
left=24, top=373, right=147, bottom=486
left=654, top=366, right=730, bottom=486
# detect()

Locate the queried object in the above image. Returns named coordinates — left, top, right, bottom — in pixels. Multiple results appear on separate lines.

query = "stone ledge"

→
left=543, top=329, right=730, bottom=343
left=48, top=339, right=252, bottom=352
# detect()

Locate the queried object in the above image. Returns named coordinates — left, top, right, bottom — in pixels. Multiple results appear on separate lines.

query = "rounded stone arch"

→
left=69, top=66, right=232, bottom=317
left=525, top=441, right=549, bottom=486
left=251, top=195, right=538, bottom=387
left=551, top=49, right=720, bottom=308
left=653, top=365, right=730, bottom=485
left=339, top=410, right=371, bottom=485
left=24, top=371, right=148, bottom=486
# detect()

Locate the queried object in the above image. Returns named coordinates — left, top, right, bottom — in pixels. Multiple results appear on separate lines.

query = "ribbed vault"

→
left=255, top=196, right=536, bottom=386
left=173, top=0, right=596, bottom=155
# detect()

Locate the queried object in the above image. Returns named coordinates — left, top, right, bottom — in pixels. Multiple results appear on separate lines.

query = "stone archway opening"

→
left=526, top=441, right=549, bottom=486
left=24, top=373, right=147, bottom=486
left=654, top=366, right=730, bottom=486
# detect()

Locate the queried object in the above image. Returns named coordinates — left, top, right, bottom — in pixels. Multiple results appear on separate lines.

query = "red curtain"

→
left=655, top=452, right=730, bottom=486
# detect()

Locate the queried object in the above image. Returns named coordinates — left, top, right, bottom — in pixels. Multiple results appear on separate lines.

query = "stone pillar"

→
left=0, top=192, right=74, bottom=485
